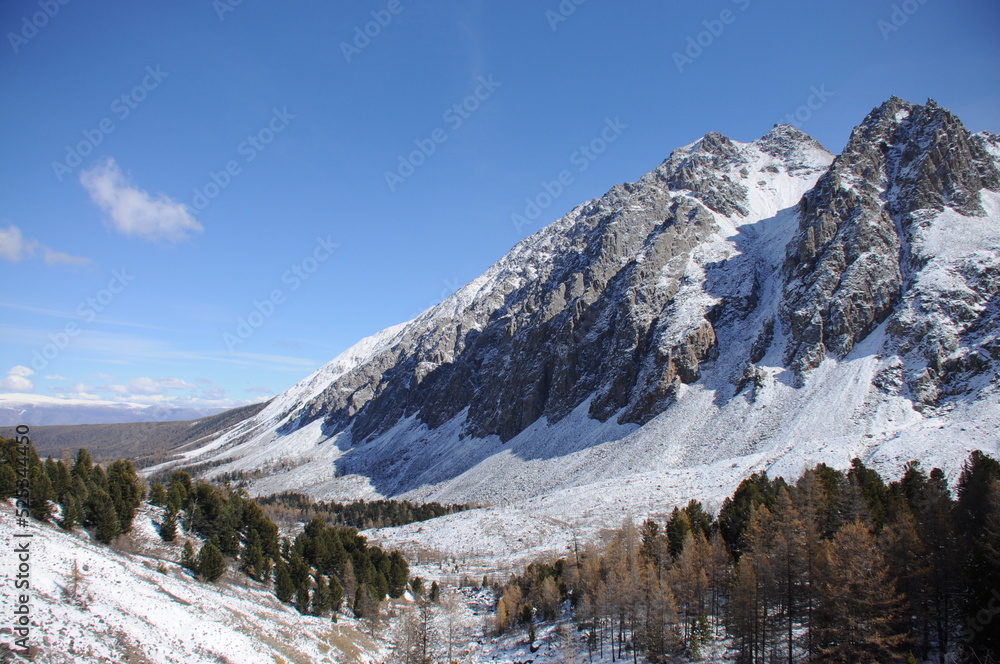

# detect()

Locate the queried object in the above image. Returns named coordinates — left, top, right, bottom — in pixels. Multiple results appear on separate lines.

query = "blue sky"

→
left=1, top=0, right=998, bottom=412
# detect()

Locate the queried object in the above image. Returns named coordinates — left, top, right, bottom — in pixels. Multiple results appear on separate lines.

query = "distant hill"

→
left=0, top=401, right=269, bottom=467
left=0, top=392, right=237, bottom=426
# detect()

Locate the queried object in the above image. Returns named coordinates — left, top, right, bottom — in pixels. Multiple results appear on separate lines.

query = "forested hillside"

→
left=494, top=453, right=1000, bottom=663
left=0, top=435, right=409, bottom=623
left=254, top=490, right=473, bottom=530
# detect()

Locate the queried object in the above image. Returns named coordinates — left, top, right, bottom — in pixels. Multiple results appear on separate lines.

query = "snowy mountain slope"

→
left=0, top=501, right=386, bottom=663
left=145, top=98, right=1000, bottom=563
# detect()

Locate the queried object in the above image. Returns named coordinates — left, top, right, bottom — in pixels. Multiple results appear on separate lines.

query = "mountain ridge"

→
left=144, top=98, right=1000, bottom=538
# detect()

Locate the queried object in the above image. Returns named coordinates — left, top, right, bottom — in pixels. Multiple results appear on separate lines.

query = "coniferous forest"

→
left=494, top=452, right=1000, bottom=664
left=5, top=435, right=999, bottom=662
left=253, top=490, right=472, bottom=530
left=0, top=438, right=409, bottom=622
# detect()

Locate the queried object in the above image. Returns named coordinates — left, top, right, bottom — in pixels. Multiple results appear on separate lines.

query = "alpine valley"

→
left=141, top=96, right=1000, bottom=566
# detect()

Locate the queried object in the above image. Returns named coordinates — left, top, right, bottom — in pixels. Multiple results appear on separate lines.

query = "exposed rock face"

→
left=782, top=98, right=1000, bottom=388
left=165, top=98, right=1000, bottom=505
left=292, top=99, right=999, bottom=444
left=287, top=127, right=831, bottom=443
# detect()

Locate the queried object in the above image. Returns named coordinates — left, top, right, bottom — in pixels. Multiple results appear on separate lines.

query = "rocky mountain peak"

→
left=157, top=98, right=1000, bottom=509
left=756, top=124, right=829, bottom=163
left=782, top=98, right=1000, bottom=388
left=648, top=130, right=750, bottom=217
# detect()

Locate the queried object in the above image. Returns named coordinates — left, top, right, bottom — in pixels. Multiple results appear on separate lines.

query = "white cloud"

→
left=48, top=383, right=101, bottom=400
left=80, top=158, right=203, bottom=243
left=156, top=377, right=197, bottom=390
left=105, top=376, right=197, bottom=398
left=0, top=376, right=33, bottom=392
left=125, top=377, right=161, bottom=395
left=45, top=374, right=246, bottom=409
left=0, top=225, right=28, bottom=262
left=0, top=224, right=89, bottom=266
left=0, top=365, right=35, bottom=392
left=44, top=375, right=68, bottom=380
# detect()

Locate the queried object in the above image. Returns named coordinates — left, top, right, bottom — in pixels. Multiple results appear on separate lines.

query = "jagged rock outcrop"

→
left=287, top=126, right=831, bottom=442
left=782, top=98, right=1000, bottom=390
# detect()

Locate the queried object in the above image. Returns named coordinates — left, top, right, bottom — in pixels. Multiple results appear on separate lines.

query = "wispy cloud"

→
left=42, top=247, right=92, bottom=267
left=0, top=324, right=317, bottom=372
left=0, top=301, right=179, bottom=332
left=106, top=376, right=197, bottom=396
left=80, top=158, right=203, bottom=243
left=0, top=224, right=91, bottom=267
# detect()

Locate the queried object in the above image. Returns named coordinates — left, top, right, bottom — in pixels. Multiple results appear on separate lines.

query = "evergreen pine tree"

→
left=28, top=465, right=54, bottom=521
left=70, top=475, right=88, bottom=504
left=684, top=499, right=713, bottom=537
left=328, top=574, right=344, bottom=615
left=89, top=465, right=108, bottom=492
left=181, top=541, right=197, bottom=572
left=666, top=507, right=692, bottom=558
left=386, top=549, right=409, bottom=598
left=89, top=487, right=119, bottom=543
left=274, top=560, right=295, bottom=603
left=72, top=448, right=93, bottom=483
left=43, top=457, right=60, bottom=496
left=160, top=508, right=178, bottom=542
left=240, top=528, right=265, bottom=580
left=296, top=582, right=311, bottom=615
left=54, top=460, right=71, bottom=500
left=430, top=580, right=440, bottom=603
left=288, top=549, right=309, bottom=589
left=59, top=493, right=81, bottom=531
left=0, top=463, right=16, bottom=499
left=956, top=451, right=1000, bottom=656
left=149, top=481, right=167, bottom=507
left=311, top=574, right=332, bottom=616
left=197, top=541, right=227, bottom=582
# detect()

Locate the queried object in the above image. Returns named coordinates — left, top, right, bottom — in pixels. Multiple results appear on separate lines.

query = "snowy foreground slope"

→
left=146, top=98, right=1000, bottom=565
left=0, top=501, right=388, bottom=663
left=0, top=500, right=682, bottom=664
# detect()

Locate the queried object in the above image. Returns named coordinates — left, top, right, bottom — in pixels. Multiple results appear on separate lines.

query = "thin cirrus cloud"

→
left=0, top=224, right=91, bottom=267
left=79, top=157, right=203, bottom=243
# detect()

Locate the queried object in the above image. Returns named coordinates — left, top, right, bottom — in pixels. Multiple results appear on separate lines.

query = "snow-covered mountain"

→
left=147, top=98, right=1000, bottom=552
